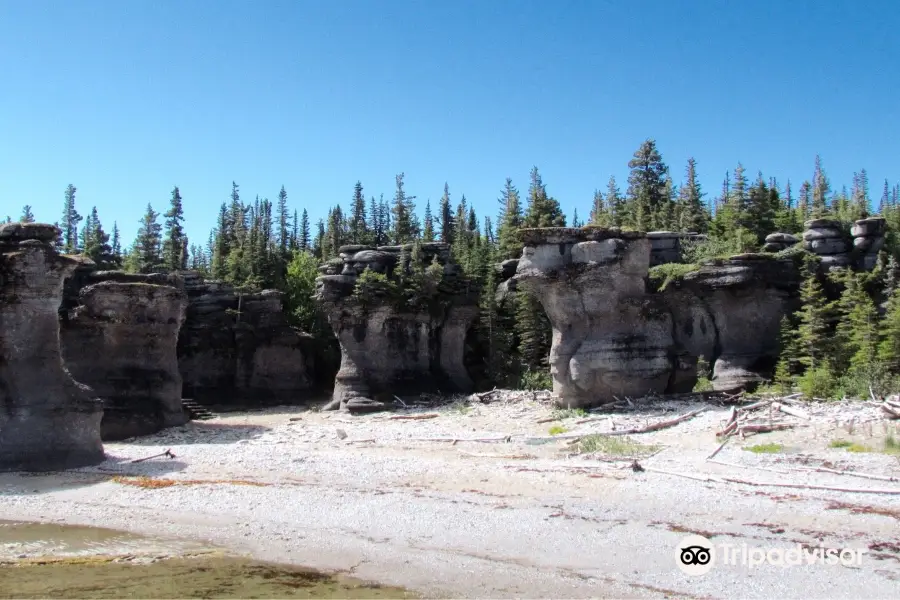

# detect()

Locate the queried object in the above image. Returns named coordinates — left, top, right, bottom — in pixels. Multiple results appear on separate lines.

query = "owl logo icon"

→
left=677, top=535, right=715, bottom=575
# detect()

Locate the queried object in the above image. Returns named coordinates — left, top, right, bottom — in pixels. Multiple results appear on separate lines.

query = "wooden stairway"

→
left=182, top=399, right=216, bottom=421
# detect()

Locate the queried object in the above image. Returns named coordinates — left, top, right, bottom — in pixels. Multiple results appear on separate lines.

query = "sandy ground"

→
left=2, top=391, right=900, bottom=599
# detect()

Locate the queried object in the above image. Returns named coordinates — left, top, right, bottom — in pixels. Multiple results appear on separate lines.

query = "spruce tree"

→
left=438, top=183, right=454, bottom=244
left=162, top=186, right=187, bottom=270
left=795, top=269, right=831, bottom=369
left=605, top=175, right=624, bottom=227
left=299, top=209, right=310, bottom=251
left=60, top=184, right=82, bottom=253
left=20, top=205, right=35, bottom=223
left=677, top=158, right=706, bottom=233
left=625, top=139, right=668, bottom=231
left=390, top=173, right=416, bottom=244
left=277, top=186, right=290, bottom=255
left=523, top=167, right=565, bottom=228
left=82, top=206, right=116, bottom=269
left=496, top=178, right=523, bottom=259
left=129, top=203, right=163, bottom=273
left=811, top=155, right=830, bottom=217
left=589, top=189, right=608, bottom=226
left=111, top=222, right=121, bottom=262
left=422, top=199, right=435, bottom=242
left=878, top=286, right=900, bottom=373
left=349, top=181, right=368, bottom=244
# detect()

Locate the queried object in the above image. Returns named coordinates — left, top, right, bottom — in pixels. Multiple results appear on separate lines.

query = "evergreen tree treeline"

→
left=20, top=141, right=900, bottom=394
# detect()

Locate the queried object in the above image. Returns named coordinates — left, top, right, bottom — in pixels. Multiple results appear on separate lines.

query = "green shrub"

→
left=648, top=263, right=700, bottom=291
left=520, top=368, right=552, bottom=391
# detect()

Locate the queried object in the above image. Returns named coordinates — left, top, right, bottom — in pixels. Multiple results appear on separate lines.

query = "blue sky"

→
left=1, top=0, right=898, bottom=247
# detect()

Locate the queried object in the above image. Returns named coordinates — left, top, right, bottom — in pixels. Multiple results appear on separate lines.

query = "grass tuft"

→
left=743, top=443, right=784, bottom=454
left=574, top=434, right=660, bottom=457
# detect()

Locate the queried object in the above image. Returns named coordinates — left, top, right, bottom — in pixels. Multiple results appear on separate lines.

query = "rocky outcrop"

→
left=852, top=217, right=886, bottom=271
left=666, top=254, right=800, bottom=392
left=647, top=231, right=705, bottom=266
left=177, top=272, right=315, bottom=407
left=0, top=222, right=104, bottom=471
left=803, top=218, right=851, bottom=271
left=60, top=271, right=189, bottom=441
left=513, top=227, right=800, bottom=407
left=762, top=232, right=799, bottom=253
left=315, top=242, right=479, bottom=413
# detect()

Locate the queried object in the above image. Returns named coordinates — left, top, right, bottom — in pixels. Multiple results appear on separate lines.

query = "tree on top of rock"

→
left=625, top=139, right=668, bottom=231
left=20, top=205, right=35, bottom=223
left=391, top=173, right=418, bottom=244
left=126, top=203, right=163, bottom=273
left=523, top=167, right=565, bottom=228
left=676, top=158, right=707, bottom=233
left=349, top=181, right=369, bottom=244
left=162, top=186, right=188, bottom=271
left=810, top=155, right=830, bottom=218
left=81, top=206, right=118, bottom=269
left=59, top=184, right=82, bottom=253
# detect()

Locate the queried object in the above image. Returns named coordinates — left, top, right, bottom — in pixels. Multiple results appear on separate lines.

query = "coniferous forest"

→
left=12, top=139, right=900, bottom=400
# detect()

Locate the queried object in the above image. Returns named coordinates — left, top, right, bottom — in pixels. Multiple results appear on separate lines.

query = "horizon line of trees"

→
left=8, top=138, right=900, bottom=394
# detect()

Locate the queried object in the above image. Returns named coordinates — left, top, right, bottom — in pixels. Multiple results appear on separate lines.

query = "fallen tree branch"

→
left=738, top=423, right=797, bottom=434
left=736, top=400, right=772, bottom=413
left=130, top=449, right=175, bottom=463
left=707, top=458, right=788, bottom=474
left=410, top=435, right=511, bottom=443
left=772, top=402, right=811, bottom=420
left=458, top=451, right=535, bottom=459
left=642, top=466, right=722, bottom=483
left=602, top=407, right=707, bottom=436
left=720, top=476, right=900, bottom=495
left=790, top=466, right=900, bottom=483
left=882, top=403, right=900, bottom=419
left=706, top=435, right=732, bottom=460
left=389, top=413, right=439, bottom=421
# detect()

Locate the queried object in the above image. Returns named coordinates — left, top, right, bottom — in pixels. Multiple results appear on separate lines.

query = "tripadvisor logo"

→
left=677, top=535, right=715, bottom=576
left=676, top=535, right=867, bottom=575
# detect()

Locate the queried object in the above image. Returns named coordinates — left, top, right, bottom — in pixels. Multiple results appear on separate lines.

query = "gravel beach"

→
left=2, top=392, right=899, bottom=599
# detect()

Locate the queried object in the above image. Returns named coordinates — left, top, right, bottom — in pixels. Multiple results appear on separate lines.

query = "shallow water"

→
left=0, top=521, right=414, bottom=599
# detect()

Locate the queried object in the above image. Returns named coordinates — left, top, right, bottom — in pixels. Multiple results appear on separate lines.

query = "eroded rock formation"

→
left=0, top=222, right=104, bottom=471
left=513, top=227, right=800, bottom=407
left=647, top=231, right=705, bottom=266
left=60, top=271, right=189, bottom=440
left=852, top=217, right=886, bottom=271
left=315, top=242, right=478, bottom=413
left=177, top=272, right=315, bottom=407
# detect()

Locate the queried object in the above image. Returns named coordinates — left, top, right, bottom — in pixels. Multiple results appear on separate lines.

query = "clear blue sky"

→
left=1, top=0, right=898, bottom=247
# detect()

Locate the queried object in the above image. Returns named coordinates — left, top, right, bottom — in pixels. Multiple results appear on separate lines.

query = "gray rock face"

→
left=0, top=222, right=104, bottom=471
left=645, top=231, right=706, bottom=266
left=797, top=217, right=886, bottom=273
left=763, top=232, right=799, bottom=253
left=177, top=272, right=315, bottom=407
left=850, top=217, right=886, bottom=271
left=512, top=227, right=800, bottom=407
left=315, top=242, right=478, bottom=412
left=60, top=274, right=189, bottom=441
left=672, top=255, right=800, bottom=392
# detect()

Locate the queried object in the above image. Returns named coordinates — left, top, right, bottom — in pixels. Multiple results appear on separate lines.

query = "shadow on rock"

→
left=115, top=422, right=272, bottom=446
